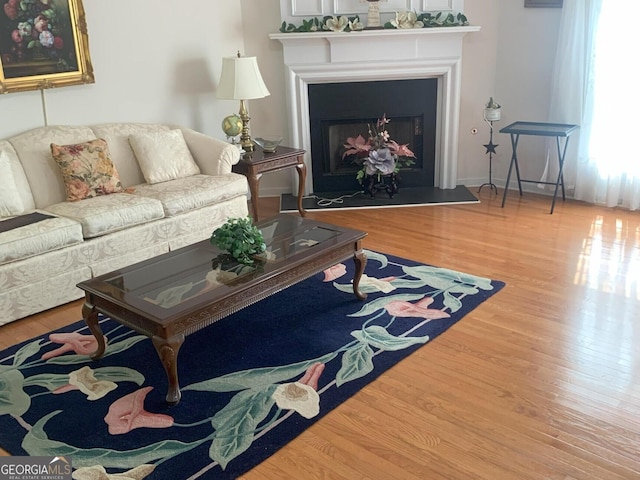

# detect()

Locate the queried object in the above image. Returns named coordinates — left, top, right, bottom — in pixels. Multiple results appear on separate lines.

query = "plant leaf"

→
left=12, top=339, right=43, bottom=367
left=351, top=325, right=429, bottom=351
left=402, top=265, right=494, bottom=291
left=23, top=373, right=71, bottom=391
left=363, top=249, right=389, bottom=269
left=0, top=367, right=30, bottom=416
left=209, top=386, right=277, bottom=469
left=443, top=291, right=463, bottom=313
left=22, top=411, right=199, bottom=468
left=336, top=342, right=374, bottom=386
left=23, top=366, right=144, bottom=391
left=184, top=352, right=337, bottom=393
left=347, top=293, right=425, bottom=317
left=45, top=335, right=147, bottom=366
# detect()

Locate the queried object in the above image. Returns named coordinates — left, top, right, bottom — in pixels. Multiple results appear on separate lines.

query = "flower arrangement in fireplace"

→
left=342, top=113, right=416, bottom=185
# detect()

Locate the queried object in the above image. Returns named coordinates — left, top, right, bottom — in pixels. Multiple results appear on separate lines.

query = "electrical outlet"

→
left=471, top=128, right=478, bottom=135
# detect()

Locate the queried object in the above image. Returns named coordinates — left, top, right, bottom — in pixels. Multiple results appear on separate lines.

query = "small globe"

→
left=222, top=114, right=243, bottom=138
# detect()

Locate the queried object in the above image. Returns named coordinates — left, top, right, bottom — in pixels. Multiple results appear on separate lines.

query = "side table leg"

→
left=501, top=134, right=522, bottom=207
left=501, top=157, right=515, bottom=208
left=82, top=297, right=106, bottom=360
left=550, top=136, right=571, bottom=214
left=295, top=159, right=307, bottom=217
left=512, top=135, right=523, bottom=196
left=152, top=334, right=185, bottom=405
left=353, top=248, right=368, bottom=301
left=247, top=171, right=261, bottom=221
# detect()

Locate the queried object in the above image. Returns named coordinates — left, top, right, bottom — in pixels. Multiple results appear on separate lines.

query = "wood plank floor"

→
left=1, top=190, right=639, bottom=479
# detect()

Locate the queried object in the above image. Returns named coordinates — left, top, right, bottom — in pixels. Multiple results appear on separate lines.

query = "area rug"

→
left=0, top=251, right=504, bottom=479
left=280, top=185, right=479, bottom=213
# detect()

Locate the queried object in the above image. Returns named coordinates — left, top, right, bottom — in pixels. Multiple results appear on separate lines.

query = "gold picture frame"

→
left=0, top=0, right=94, bottom=94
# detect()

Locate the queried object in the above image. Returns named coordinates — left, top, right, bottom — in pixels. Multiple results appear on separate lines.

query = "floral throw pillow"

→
left=51, top=138, right=125, bottom=202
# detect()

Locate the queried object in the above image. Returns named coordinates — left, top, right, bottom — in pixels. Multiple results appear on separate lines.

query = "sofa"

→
left=0, top=123, right=249, bottom=326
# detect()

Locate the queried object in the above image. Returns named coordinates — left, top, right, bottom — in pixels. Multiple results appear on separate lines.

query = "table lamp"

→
left=216, top=52, right=270, bottom=152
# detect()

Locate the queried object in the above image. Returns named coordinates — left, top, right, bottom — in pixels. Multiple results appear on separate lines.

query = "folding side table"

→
left=500, top=121, right=579, bottom=214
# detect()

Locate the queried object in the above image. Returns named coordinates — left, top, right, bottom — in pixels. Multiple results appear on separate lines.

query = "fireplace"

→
left=270, top=26, right=480, bottom=195
left=308, top=78, right=437, bottom=193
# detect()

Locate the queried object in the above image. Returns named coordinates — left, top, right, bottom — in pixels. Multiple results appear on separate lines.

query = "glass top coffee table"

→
left=77, top=214, right=367, bottom=405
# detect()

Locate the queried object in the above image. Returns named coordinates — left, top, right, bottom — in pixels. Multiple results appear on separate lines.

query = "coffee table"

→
left=77, top=215, right=367, bottom=405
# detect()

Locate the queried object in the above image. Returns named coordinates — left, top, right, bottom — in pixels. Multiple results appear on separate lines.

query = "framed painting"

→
left=525, top=0, right=563, bottom=7
left=0, top=0, right=94, bottom=94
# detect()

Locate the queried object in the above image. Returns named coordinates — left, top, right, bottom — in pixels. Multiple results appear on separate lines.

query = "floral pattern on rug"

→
left=0, top=250, right=501, bottom=479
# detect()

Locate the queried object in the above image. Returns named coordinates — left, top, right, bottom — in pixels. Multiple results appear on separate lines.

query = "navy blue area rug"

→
left=0, top=251, right=504, bottom=479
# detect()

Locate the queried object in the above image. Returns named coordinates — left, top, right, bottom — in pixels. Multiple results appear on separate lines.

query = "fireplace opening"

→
left=308, top=78, right=438, bottom=193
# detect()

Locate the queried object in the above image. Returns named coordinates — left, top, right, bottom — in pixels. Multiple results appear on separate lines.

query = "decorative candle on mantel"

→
left=361, top=0, right=388, bottom=29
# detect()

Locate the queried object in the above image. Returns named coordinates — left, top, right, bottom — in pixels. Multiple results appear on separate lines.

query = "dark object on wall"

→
left=525, top=0, right=563, bottom=7
left=0, top=0, right=94, bottom=94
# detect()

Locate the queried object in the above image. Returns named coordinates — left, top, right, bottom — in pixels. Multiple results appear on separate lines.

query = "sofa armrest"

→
left=178, top=127, right=240, bottom=176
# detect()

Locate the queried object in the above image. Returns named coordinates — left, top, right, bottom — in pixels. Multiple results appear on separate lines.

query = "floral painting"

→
left=0, top=0, right=94, bottom=93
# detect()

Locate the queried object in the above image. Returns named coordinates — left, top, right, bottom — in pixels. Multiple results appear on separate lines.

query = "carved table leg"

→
left=82, top=297, right=106, bottom=360
left=247, top=170, right=262, bottom=221
left=295, top=160, right=307, bottom=217
left=152, top=334, right=185, bottom=405
left=353, top=249, right=368, bottom=301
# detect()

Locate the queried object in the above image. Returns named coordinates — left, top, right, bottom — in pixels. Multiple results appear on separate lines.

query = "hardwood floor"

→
left=2, top=190, right=639, bottom=479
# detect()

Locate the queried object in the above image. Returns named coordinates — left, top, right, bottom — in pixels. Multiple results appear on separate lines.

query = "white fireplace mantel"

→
left=270, top=26, right=480, bottom=193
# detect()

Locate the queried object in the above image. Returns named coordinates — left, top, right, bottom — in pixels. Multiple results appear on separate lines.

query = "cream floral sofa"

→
left=0, top=123, right=249, bottom=326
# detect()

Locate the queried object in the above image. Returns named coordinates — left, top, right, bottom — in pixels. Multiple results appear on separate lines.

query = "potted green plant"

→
left=210, top=217, right=266, bottom=265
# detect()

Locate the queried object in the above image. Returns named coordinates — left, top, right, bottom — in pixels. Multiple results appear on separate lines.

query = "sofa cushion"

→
left=0, top=141, right=36, bottom=213
left=131, top=173, right=248, bottom=217
left=0, top=212, right=84, bottom=265
left=129, top=129, right=200, bottom=184
left=51, top=138, right=126, bottom=202
left=0, top=151, right=25, bottom=217
left=45, top=193, right=165, bottom=239
left=88, top=124, right=172, bottom=187
left=8, top=125, right=98, bottom=209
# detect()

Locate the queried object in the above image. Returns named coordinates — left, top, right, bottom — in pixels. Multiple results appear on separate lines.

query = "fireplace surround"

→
left=270, top=25, right=480, bottom=195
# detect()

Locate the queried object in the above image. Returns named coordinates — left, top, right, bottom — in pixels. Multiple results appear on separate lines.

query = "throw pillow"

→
left=0, top=150, right=26, bottom=217
left=51, top=138, right=126, bottom=202
left=128, top=129, right=200, bottom=184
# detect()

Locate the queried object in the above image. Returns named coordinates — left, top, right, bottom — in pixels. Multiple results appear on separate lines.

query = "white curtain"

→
left=550, top=0, right=640, bottom=211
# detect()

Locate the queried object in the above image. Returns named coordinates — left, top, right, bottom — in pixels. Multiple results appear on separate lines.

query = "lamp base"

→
left=240, top=136, right=254, bottom=152
left=238, top=99, right=254, bottom=152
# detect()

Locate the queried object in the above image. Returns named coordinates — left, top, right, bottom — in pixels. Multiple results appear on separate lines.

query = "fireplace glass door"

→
left=309, top=78, right=438, bottom=193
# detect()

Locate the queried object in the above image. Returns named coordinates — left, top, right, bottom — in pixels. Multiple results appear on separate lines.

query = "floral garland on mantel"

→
left=279, top=11, right=469, bottom=33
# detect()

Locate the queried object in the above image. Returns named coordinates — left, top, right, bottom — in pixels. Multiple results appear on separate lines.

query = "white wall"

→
left=0, top=0, right=561, bottom=195
left=491, top=0, right=562, bottom=189
left=246, top=0, right=563, bottom=195
left=457, top=0, right=502, bottom=187
left=239, top=0, right=291, bottom=195
left=0, top=1, right=246, bottom=139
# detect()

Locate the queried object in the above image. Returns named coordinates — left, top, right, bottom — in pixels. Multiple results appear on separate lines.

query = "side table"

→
left=232, top=144, right=307, bottom=220
left=500, top=121, right=579, bottom=214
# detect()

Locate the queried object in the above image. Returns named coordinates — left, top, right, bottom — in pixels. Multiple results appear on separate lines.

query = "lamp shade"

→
left=216, top=55, right=270, bottom=100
